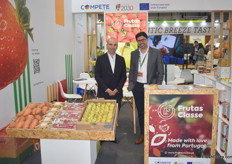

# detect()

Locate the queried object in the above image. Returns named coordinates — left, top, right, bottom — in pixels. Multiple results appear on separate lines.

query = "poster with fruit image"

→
left=0, top=0, right=33, bottom=90
left=105, top=12, right=147, bottom=69
left=147, top=94, right=215, bottom=163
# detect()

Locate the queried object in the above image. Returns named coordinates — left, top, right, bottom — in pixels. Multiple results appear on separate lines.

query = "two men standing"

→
left=95, top=32, right=164, bottom=144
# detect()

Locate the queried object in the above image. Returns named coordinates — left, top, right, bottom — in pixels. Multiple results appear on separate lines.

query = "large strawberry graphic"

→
left=105, top=15, right=113, bottom=25
left=0, top=0, right=33, bottom=90
left=126, top=32, right=135, bottom=40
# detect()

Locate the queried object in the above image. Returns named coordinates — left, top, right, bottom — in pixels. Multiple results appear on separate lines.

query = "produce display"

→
left=8, top=101, right=116, bottom=131
left=6, top=100, right=117, bottom=141
left=8, top=102, right=86, bottom=130
left=8, top=102, right=51, bottom=129
left=81, top=102, right=115, bottom=123
left=40, top=103, right=85, bottom=129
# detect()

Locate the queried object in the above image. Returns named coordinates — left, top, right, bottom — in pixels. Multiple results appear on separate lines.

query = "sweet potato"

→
left=15, top=116, right=26, bottom=123
left=29, top=119, right=38, bottom=129
left=28, top=103, right=37, bottom=108
left=34, top=115, right=42, bottom=121
left=23, top=119, right=33, bottom=129
left=23, top=108, right=32, bottom=116
left=35, top=108, right=42, bottom=115
left=44, top=101, right=51, bottom=107
left=15, top=117, right=21, bottom=123
left=38, top=103, right=45, bottom=108
left=16, top=110, right=25, bottom=117
left=15, top=120, right=25, bottom=128
left=26, top=115, right=34, bottom=120
left=20, top=116, right=26, bottom=121
left=8, top=121, right=16, bottom=128
left=42, top=106, right=48, bottom=114
left=32, top=108, right=37, bottom=115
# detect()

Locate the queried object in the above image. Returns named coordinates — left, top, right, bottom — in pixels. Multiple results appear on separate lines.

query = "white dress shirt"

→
left=107, top=53, right=116, bottom=74
left=137, top=47, right=149, bottom=83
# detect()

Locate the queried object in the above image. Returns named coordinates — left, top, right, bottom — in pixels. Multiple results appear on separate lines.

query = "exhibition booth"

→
left=0, top=0, right=232, bottom=164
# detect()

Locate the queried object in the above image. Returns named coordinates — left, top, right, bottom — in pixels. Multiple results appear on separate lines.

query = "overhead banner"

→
left=148, top=22, right=227, bottom=36
left=72, top=0, right=232, bottom=13
left=105, top=12, right=147, bottom=69
left=147, top=94, right=215, bottom=164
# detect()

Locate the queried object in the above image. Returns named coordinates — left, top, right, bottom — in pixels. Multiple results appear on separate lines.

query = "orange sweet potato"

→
left=34, top=115, right=42, bottom=121
left=28, top=103, right=37, bottom=108
left=23, top=119, right=33, bottom=129
left=35, top=108, right=42, bottom=115
left=29, top=119, right=38, bottom=129
left=8, top=121, right=16, bottom=128
left=26, top=115, right=34, bottom=120
left=37, top=103, right=45, bottom=108
left=15, top=120, right=25, bottom=128
left=42, top=106, right=48, bottom=114
left=15, top=116, right=26, bottom=123
left=23, top=108, right=32, bottom=116
left=16, top=110, right=25, bottom=117
left=32, top=108, right=37, bottom=115
left=44, top=101, right=51, bottom=107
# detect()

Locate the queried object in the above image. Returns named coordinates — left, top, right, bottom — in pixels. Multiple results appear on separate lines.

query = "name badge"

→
left=137, top=72, right=143, bottom=77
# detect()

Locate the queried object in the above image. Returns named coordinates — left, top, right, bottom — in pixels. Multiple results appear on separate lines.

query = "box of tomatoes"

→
left=76, top=99, right=118, bottom=131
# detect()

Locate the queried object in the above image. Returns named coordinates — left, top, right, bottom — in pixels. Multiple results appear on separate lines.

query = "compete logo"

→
left=80, top=4, right=109, bottom=10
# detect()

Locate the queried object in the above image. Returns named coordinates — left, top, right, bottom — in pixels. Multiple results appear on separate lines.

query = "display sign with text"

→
left=104, top=12, right=147, bottom=69
left=146, top=94, right=216, bottom=164
left=105, top=12, right=147, bottom=42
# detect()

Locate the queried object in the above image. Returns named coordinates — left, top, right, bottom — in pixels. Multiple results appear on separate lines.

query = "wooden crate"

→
left=76, top=99, right=118, bottom=131
left=6, top=101, right=117, bottom=141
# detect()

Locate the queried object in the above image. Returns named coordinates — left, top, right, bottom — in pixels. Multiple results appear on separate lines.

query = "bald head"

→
left=107, top=37, right=118, bottom=56
left=107, top=37, right=118, bottom=44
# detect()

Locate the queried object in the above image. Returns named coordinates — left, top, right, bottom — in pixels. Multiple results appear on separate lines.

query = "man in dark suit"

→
left=95, top=37, right=126, bottom=111
left=128, top=32, right=164, bottom=144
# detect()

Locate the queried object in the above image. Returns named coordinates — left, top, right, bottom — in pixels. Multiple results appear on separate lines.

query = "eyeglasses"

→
left=137, top=38, right=147, bottom=43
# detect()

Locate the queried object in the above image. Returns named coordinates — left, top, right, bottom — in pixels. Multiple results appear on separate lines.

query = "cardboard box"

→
left=0, top=145, right=34, bottom=164
left=0, top=126, right=33, bottom=158
left=76, top=99, right=118, bottom=131
left=216, top=67, right=230, bottom=79
left=218, top=58, right=229, bottom=67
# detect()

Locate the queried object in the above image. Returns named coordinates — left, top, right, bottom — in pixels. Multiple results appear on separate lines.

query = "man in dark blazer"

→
left=95, top=37, right=126, bottom=111
left=128, top=32, right=164, bottom=144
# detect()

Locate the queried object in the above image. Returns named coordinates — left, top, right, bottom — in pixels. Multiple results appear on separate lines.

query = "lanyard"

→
left=139, top=52, right=148, bottom=68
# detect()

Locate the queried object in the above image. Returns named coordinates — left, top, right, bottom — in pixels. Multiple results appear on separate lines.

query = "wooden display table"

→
left=6, top=101, right=118, bottom=164
left=144, top=85, right=218, bottom=164
left=6, top=127, right=116, bottom=140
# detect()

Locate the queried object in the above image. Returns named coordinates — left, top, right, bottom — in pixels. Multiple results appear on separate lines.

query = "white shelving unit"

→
left=194, top=73, right=232, bottom=163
